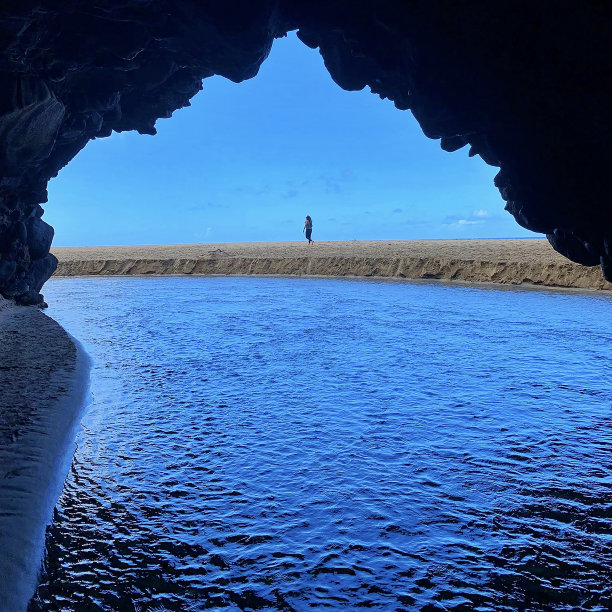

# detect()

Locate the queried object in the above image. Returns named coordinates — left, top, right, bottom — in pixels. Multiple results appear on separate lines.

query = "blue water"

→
left=30, top=277, right=612, bottom=611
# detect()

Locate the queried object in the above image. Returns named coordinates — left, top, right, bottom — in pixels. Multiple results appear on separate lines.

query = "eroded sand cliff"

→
left=53, top=240, right=612, bottom=291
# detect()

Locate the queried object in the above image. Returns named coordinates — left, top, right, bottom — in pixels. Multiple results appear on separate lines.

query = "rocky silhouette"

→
left=0, top=1, right=610, bottom=304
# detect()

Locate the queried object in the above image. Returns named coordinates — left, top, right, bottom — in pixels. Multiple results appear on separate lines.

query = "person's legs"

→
left=306, top=228, right=312, bottom=243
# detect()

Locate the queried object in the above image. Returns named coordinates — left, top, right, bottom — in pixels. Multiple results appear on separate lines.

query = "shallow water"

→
left=30, top=277, right=612, bottom=611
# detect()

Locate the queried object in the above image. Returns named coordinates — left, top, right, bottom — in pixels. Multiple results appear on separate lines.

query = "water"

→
left=30, top=277, right=612, bottom=611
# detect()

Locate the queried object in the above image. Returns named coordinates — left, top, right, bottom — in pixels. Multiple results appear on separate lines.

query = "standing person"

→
left=303, top=215, right=313, bottom=244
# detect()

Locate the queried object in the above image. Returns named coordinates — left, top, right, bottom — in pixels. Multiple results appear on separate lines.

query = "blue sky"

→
left=46, top=32, right=537, bottom=246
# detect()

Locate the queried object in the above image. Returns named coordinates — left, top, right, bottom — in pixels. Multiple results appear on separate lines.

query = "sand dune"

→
left=53, top=240, right=612, bottom=291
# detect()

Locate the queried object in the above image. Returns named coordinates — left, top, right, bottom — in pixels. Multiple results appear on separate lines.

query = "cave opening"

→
left=1, top=1, right=611, bottom=306
left=45, top=32, right=525, bottom=248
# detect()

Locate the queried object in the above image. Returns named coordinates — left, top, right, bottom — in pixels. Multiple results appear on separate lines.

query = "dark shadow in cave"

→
left=0, top=1, right=610, bottom=305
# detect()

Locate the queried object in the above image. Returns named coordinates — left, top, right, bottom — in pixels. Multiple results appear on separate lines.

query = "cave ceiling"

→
left=0, top=0, right=610, bottom=304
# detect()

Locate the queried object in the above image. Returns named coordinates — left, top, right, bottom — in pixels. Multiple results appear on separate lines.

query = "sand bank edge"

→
left=53, top=252, right=611, bottom=291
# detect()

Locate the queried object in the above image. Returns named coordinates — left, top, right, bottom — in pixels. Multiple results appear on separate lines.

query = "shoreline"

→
left=51, top=272, right=612, bottom=298
left=0, top=298, right=91, bottom=611
left=52, top=240, right=612, bottom=291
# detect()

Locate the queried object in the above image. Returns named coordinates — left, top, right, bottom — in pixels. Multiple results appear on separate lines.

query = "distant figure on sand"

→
left=303, top=215, right=313, bottom=244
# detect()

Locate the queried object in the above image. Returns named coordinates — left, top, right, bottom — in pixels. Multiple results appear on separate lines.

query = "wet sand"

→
left=53, top=239, right=612, bottom=291
left=0, top=297, right=90, bottom=611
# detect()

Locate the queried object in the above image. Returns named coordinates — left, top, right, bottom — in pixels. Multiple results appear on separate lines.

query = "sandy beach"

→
left=0, top=297, right=90, bottom=611
left=53, top=239, right=612, bottom=291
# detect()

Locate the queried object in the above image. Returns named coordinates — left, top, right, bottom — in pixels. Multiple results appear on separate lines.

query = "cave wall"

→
left=0, top=0, right=610, bottom=304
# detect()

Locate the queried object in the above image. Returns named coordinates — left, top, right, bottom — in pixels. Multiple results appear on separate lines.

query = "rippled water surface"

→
left=30, top=277, right=612, bottom=611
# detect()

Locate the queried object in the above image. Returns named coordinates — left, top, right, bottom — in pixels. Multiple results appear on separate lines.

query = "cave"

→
left=0, top=0, right=611, bottom=305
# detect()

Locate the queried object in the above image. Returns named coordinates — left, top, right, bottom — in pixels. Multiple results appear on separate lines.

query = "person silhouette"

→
left=303, top=215, right=313, bottom=244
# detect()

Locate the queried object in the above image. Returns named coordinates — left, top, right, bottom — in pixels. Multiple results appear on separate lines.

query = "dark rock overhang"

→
left=0, top=1, right=610, bottom=304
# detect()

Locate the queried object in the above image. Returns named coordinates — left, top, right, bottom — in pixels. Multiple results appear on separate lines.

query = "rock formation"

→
left=0, top=1, right=610, bottom=304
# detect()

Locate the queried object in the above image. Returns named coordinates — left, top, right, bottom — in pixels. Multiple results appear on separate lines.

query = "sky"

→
left=46, top=32, right=538, bottom=246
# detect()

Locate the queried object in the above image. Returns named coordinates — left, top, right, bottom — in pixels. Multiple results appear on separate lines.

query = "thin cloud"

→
left=255, top=185, right=271, bottom=196
left=185, top=201, right=228, bottom=211
left=318, top=169, right=356, bottom=195
left=442, top=217, right=484, bottom=227
left=229, top=183, right=270, bottom=196
left=392, top=208, right=403, bottom=213
left=283, top=189, right=299, bottom=199
left=321, top=175, right=341, bottom=194
left=443, top=209, right=494, bottom=228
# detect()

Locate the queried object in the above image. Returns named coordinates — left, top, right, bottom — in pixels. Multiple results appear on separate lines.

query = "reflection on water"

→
left=30, top=277, right=612, bottom=610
